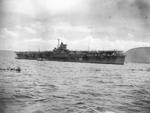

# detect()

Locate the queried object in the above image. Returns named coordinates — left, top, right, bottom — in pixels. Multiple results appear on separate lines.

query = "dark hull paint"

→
left=15, top=42, right=125, bottom=65
left=16, top=55, right=125, bottom=65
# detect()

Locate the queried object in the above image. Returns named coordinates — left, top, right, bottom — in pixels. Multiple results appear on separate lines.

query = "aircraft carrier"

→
left=15, top=41, right=125, bottom=65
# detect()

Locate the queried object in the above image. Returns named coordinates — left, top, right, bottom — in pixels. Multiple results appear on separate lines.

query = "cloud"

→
left=60, top=36, right=150, bottom=51
left=85, top=0, right=150, bottom=42
left=0, top=0, right=150, bottom=50
left=116, top=0, right=150, bottom=28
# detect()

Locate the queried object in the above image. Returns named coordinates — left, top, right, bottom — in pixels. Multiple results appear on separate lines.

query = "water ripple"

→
left=1, top=54, right=150, bottom=113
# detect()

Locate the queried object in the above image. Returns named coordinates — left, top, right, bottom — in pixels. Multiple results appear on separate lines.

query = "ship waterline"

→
left=15, top=42, right=125, bottom=65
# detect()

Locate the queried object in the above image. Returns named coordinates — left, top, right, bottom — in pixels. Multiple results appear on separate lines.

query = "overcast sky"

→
left=0, top=0, right=150, bottom=51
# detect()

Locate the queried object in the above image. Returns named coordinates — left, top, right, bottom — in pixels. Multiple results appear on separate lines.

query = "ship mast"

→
left=88, top=40, right=90, bottom=51
left=57, top=38, right=60, bottom=48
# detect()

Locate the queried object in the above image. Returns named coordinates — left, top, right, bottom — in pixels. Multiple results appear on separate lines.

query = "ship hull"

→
left=16, top=52, right=125, bottom=65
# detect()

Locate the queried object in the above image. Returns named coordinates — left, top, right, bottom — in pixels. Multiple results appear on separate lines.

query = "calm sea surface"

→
left=0, top=51, right=150, bottom=113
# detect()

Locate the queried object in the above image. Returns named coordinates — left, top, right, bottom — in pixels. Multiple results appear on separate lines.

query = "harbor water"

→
left=0, top=51, right=150, bottom=113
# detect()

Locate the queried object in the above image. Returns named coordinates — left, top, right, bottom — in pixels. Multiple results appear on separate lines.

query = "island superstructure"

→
left=15, top=41, right=125, bottom=65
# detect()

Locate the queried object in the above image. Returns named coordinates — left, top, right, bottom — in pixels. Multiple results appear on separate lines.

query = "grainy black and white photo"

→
left=0, top=0, right=150, bottom=113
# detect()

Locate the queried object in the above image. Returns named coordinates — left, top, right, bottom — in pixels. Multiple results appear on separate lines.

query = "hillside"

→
left=126, top=47, right=150, bottom=63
